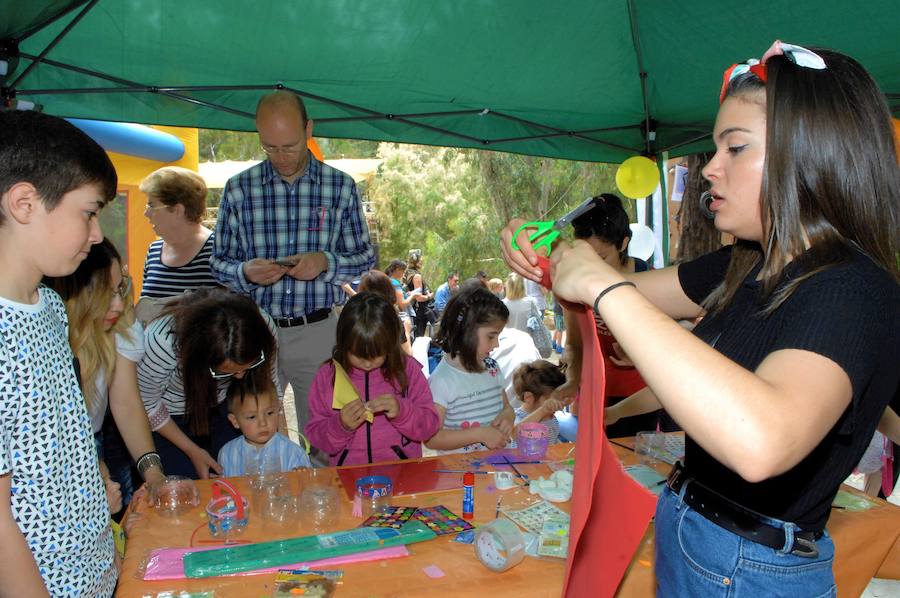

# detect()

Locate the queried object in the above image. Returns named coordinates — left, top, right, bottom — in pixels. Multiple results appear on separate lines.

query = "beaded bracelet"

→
left=136, top=452, right=164, bottom=480
left=592, top=281, right=636, bottom=316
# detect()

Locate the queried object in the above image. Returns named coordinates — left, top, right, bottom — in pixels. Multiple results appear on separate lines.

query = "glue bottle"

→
left=462, top=472, right=475, bottom=520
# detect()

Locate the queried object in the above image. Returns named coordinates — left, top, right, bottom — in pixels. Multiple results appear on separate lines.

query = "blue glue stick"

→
left=463, top=472, right=475, bottom=520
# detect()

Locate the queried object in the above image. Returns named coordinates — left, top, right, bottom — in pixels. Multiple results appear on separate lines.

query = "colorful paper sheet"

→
left=558, top=291, right=657, bottom=597
left=332, top=360, right=372, bottom=423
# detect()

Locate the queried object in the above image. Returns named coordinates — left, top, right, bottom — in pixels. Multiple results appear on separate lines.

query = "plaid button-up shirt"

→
left=211, top=154, right=375, bottom=319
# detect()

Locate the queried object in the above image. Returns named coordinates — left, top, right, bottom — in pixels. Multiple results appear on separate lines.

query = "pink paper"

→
left=422, top=564, right=445, bottom=578
left=143, top=544, right=409, bottom=580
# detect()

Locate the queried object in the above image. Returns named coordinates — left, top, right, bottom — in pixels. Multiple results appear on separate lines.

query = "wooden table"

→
left=117, top=441, right=900, bottom=597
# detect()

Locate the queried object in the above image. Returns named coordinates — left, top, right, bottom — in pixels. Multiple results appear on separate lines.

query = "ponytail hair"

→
left=434, top=286, right=508, bottom=372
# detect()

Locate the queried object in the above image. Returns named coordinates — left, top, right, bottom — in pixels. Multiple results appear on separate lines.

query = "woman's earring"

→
left=699, top=191, right=715, bottom=220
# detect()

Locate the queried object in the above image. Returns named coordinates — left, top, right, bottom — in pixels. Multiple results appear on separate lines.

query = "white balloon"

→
left=627, top=223, right=656, bottom=261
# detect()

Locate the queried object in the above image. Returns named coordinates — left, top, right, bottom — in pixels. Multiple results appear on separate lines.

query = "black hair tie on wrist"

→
left=592, top=281, right=636, bottom=316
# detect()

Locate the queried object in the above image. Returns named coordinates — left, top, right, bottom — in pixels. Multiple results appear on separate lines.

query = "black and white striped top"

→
left=140, top=234, right=219, bottom=298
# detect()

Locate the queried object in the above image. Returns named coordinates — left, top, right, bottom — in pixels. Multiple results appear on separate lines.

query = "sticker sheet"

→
left=359, top=506, right=417, bottom=529
left=412, top=505, right=474, bottom=535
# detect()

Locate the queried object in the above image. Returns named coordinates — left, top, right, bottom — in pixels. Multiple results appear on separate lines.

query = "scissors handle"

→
left=511, top=221, right=559, bottom=255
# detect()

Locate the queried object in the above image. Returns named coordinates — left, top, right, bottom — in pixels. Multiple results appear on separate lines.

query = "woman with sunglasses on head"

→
left=44, top=239, right=165, bottom=506
left=138, top=287, right=279, bottom=478
left=502, top=41, right=899, bottom=596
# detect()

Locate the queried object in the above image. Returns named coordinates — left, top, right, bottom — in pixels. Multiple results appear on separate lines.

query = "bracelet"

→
left=136, top=452, right=164, bottom=480
left=592, top=281, right=636, bottom=315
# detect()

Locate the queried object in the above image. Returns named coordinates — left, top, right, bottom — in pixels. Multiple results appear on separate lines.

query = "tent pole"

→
left=658, top=152, right=670, bottom=266
left=9, top=0, right=100, bottom=89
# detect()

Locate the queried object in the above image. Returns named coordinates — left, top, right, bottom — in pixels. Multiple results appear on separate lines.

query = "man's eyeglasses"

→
left=112, top=276, right=132, bottom=301
left=144, top=203, right=169, bottom=212
left=209, top=350, right=267, bottom=380
left=260, top=142, right=306, bottom=156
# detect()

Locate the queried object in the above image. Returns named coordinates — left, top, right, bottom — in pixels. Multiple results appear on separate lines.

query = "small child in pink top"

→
left=305, top=292, right=441, bottom=465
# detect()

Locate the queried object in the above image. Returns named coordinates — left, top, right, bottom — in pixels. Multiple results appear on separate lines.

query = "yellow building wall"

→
left=107, top=126, right=199, bottom=297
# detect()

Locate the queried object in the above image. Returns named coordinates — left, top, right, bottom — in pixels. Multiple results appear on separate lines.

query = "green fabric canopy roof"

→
left=2, top=0, right=898, bottom=163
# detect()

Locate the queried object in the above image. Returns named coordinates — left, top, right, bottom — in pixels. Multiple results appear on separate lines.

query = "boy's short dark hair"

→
left=226, top=375, right=277, bottom=414
left=0, top=111, right=117, bottom=226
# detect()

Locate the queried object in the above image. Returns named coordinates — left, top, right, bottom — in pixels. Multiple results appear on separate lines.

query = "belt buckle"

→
left=790, top=535, right=819, bottom=559
left=666, top=463, right=684, bottom=492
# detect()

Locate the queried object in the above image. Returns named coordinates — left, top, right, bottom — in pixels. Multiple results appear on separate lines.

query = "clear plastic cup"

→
left=635, top=431, right=665, bottom=467
left=517, top=422, right=549, bottom=458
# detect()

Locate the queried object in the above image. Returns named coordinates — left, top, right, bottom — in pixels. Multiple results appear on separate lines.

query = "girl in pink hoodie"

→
left=305, top=292, right=441, bottom=466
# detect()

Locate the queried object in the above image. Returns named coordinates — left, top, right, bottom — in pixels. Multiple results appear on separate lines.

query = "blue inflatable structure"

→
left=67, top=118, right=185, bottom=162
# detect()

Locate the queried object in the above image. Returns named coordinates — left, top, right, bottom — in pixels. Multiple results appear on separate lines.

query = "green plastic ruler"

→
left=184, top=519, right=437, bottom=578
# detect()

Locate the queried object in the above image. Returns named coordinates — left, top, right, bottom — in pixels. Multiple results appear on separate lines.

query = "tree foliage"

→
left=198, top=129, right=626, bottom=286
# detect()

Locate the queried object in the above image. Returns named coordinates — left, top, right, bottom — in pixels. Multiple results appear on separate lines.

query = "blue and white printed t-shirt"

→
left=0, top=287, right=116, bottom=597
left=428, top=356, right=505, bottom=454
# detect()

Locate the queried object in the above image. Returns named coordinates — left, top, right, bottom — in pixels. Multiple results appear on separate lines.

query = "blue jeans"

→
left=655, top=486, right=836, bottom=598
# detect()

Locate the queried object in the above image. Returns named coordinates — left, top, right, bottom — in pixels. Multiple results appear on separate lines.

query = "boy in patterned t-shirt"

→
left=0, top=111, right=119, bottom=596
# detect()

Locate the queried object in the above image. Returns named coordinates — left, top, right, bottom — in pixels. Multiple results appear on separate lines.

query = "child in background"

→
left=509, top=360, right=568, bottom=447
left=218, top=377, right=311, bottom=477
left=0, top=111, right=118, bottom=596
left=426, top=285, right=516, bottom=453
left=306, top=292, right=441, bottom=465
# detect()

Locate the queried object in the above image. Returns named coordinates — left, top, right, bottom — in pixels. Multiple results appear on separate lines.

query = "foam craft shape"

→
left=616, top=156, right=660, bottom=199
left=184, top=519, right=436, bottom=578
left=627, top=223, right=656, bottom=262
left=538, top=263, right=655, bottom=597
left=332, top=360, right=372, bottom=423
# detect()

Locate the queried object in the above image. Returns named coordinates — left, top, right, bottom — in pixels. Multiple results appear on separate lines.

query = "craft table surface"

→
left=118, top=444, right=572, bottom=597
left=117, top=439, right=900, bottom=597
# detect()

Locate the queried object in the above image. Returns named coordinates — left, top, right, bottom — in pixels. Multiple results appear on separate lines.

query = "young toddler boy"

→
left=218, top=378, right=311, bottom=477
left=0, top=110, right=119, bottom=596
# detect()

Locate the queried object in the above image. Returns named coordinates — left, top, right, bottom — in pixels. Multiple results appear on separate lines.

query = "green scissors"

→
left=512, top=196, right=596, bottom=255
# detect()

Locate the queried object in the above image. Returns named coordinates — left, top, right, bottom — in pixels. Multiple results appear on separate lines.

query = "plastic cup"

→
left=150, top=476, right=200, bottom=517
left=355, top=475, right=393, bottom=518
left=299, top=485, right=339, bottom=532
left=517, top=422, right=549, bottom=458
left=635, top=431, right=665, bottom=467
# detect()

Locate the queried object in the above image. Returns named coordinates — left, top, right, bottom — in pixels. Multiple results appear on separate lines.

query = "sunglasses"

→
left=209, top=350, right=266, bottom=380
left=720, top=42, right=826, bottom=103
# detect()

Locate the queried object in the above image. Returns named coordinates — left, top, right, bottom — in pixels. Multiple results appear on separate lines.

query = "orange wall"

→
left=107, top=126, right=199, bottom=296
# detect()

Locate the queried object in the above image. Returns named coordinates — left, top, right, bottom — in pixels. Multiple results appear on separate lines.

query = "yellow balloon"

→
left=616, top=156, right=660, bottom=199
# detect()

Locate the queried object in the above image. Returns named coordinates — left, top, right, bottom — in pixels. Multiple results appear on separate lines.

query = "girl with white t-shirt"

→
left=44, top=239, right=165, bottom=506
left=426, top=285, right=515, bottom=453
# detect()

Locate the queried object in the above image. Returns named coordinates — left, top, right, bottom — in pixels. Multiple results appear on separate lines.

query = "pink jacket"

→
left=305, top=356, right=441, bottom=466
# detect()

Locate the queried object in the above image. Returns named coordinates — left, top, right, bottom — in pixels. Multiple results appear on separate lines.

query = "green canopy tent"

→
left=3, top=0, right=898, bottom=164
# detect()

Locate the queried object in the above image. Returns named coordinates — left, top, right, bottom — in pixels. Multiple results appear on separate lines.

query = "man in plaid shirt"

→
left=211, top=91, right=375, bottom=440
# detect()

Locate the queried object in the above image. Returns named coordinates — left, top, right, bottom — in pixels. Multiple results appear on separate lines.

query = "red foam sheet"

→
left=336, top=458, right=463, bottom=500
left=543, top=266, right=655, bottom=597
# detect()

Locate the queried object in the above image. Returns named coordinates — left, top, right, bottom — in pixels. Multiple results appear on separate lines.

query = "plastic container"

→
left=517, top=422, right=549, bottom=458
left=150, top=475, right=200, bottom=517
left=299, top=485, right=340, bottom=532
left=206, top=479, right=249, bottom=537
left=355, top=475, right=393, bottom=518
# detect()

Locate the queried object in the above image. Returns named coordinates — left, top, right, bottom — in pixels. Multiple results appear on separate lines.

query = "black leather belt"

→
left=274, top=308, right=331, bottom=328
left=666, top=462, right=823, bottom=558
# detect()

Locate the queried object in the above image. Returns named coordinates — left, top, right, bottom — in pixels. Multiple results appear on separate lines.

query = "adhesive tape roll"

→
left=475, top=518, right=526, bottom=572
